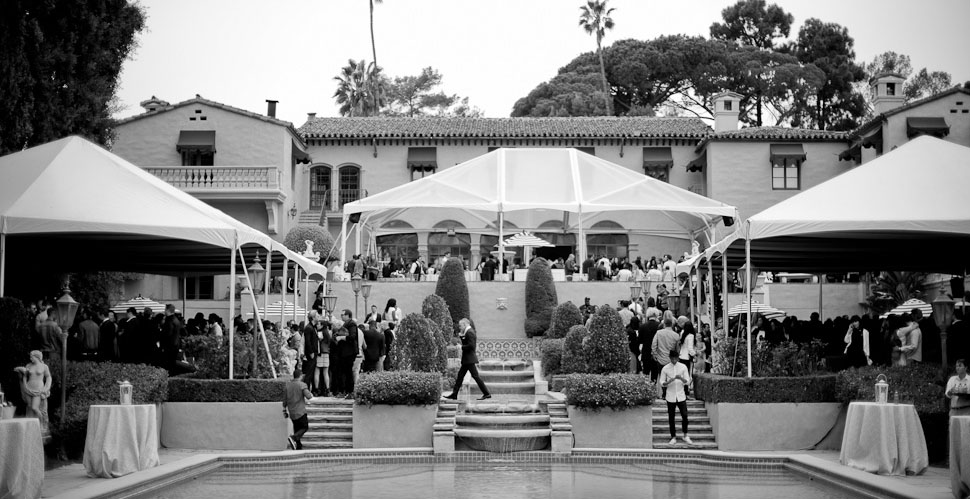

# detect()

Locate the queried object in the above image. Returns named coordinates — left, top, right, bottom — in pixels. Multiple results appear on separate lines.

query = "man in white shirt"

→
left=659, top=349, right=693, bottom=446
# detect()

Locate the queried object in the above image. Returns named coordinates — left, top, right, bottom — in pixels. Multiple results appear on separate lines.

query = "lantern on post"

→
left=630, top=285, right=642, bottom=304
left=118, top=381, right=133, bottom=405
left=322, top=295, right=338, bottom=318
left=351, top=276, right=363, bottom=319
left=932, top=294, right=955, bottom=370
left=55, top=278, right=80, bottom=422
left=361, top=283, right=372, bottom=319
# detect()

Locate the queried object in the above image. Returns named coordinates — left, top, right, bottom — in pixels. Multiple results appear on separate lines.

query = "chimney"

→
left=266, top=99, right=278, bottom=118
left=870, top=72, right=906, bottom=116
left=712, top=91, right=742, bottom=133
left=307, top=112, right=317, bottom=120
left=139, top=95, right=169, bottom=113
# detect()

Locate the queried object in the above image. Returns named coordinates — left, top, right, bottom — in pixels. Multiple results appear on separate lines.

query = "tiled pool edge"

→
left=50, top=448, right=931, bottom=499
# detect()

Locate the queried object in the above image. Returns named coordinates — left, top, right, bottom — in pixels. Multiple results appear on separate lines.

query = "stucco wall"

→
left=881, top=93, right=970, bottom=152
left=706, top=402, right=846, bottom=451
left=567, top=405, right=653, bottom=448
left=352, top=404, right=437, bottom=448
left=766, top=283, right=865, bottom=320
left=161, top=402, right=288, bottom=450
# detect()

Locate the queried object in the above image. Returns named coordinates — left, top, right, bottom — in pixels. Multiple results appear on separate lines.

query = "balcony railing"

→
left=145, top=166, right=281, bottom=190
left=315, top=189, right=368, bottom=212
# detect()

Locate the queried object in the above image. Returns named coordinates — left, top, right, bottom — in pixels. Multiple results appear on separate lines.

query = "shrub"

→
left=182, top=334, right=265, bottom=379
left=834, top=363, right=946, bottom=415
left=422, top=294, right=453, bottom=372
left=561, top=325, right=589, bottom=374
left=355, top=371, right=441, bottom=406
left=167, top=377, right=286, bottom=402
left=563, top=374, right=653, bottom=410
left=0, top=297, right=32, bottom=412
left=283, top=225, right=335, bottom=262
left=583, top=305, right=628, bottom=374
left=540, top=338, right=565, bottom=377
left=547, top=301, right=583, bottom=339
left=435, top=259, right=470, bottom=334
left=390, top=313, right=441, bottom=373
left=712, top=327, right=748, bottom=377
left=694, top=372, right=838, bottom=403
left=49, top=361, right=168, bottom=457
left=524, top=257, right=557, bottom=337
left=752, top=340, right=826, bottom=377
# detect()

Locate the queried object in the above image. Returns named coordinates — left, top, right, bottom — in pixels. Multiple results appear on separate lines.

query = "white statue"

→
left=691, top=240, right=700, bottom=256
left=302, top=239, right=320, bottom=261
left=14, top=351, right=52, bottom=430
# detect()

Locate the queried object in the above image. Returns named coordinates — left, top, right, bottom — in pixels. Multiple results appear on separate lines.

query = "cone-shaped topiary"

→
left=389, top=313, right=440, bottom=373
left=421, top=294, right=452, bottom=372
left=584, top=305, right=629, bottom=374
left=283, top=224, right=335, bottom=261
left=540, top=338, right=564, bottom=377
left=434, top=258, right=469, bottom=335
left=524, top=257, right=558, bottom=337
left=561, top=325, right=589, bottom=374
left=547, top=301, right=584, bottom=339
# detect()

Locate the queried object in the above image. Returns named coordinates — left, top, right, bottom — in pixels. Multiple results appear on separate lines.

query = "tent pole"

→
left=238, top=247, right=276, bottom=379
left=745, top=224, right=752, bottom=378
left=354, top=222, right=361, bottom=259
left=1, top=233, right=7, bottom=297
left=280, top=257, right=288, bottom=327
left=293, top=267, right=301, bottom=324
left=229, top=246, right=236, bottom=380
left=264, top=251, right=271, bottom=320
left=181, top=274, right=187, bottom=316
left=577, top=209, right=585, bottom=281
left=304, top=271, right=309, bottom=322
left=340, top=214, right=348, bottom=274
left=498, top=211, right=505, bottom=278
left=818, top=274, right=823, bottom=319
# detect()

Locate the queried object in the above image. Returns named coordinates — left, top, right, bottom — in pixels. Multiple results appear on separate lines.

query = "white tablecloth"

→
left=83, top=405, right=159, bottom=478
left=839, top=402, right=928, bottom=476
left=951, top=416, right=970, bottom=499
left=0, top=419, right=44, bottom=499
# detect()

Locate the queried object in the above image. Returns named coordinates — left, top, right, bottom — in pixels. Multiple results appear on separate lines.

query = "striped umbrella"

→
left=501, top=231, right=554, bottom=248
left=879, top=298, right=933, bottom=319
left=727, top=301, right=787, bottom=320
left=111, top=295, right=165, bottom=314
left=245, top=300, right=307, bottom=319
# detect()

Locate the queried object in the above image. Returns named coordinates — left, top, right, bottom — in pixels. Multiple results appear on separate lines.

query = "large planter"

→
left=161, top=402, right=287, bottom=451
left=567, top=405, right=652, bottom=449
left=706, top=402, right=845, bottom=451
left=353, top=404, right=437, bottom=448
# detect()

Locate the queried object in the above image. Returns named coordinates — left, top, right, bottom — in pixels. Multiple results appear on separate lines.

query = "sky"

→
left=114, top=0, right=970, bottom=126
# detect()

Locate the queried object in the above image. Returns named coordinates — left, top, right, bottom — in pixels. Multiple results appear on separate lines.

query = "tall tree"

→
left=861, top=51, right=952, bottom=112
left=384, top=66, right=481, bottom=117
left=369, top=0, right=382, bottom=67
left=333, top=59, right=387, bottom=117
left=578, top=0, right=615, bottom=116
left=791, top=18, right=866, bottom=130
left=709, top=0, right=793, bottom=50
left=904, top=68, right=952, bottom=101
left=0, top=0, right=146, bottom=154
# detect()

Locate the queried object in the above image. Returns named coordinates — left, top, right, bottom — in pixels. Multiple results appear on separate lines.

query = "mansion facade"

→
left=111, top=75, right=970, bottom=281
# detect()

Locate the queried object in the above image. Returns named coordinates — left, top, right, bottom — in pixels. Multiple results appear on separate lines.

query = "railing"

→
left=145, top=166, right=281, bottom=191
left=319, top=189, right=368, bottom=211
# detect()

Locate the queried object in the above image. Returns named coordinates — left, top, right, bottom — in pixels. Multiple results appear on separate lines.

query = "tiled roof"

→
left=850, top=86, right=970, bottom=138
left=695, top=126, right=848, bottom=151
left=298, top=116, right=712, bottom=139
left=114, top=96, right=301, bottom=133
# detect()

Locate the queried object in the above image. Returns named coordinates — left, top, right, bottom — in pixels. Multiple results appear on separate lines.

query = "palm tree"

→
left=333, top=59, right=387, bottom=117
left=578, top=0, right=615, bottom=116
left=865, top=271, right=927, bottom=315
left=369, top=0, right=382, bottom=67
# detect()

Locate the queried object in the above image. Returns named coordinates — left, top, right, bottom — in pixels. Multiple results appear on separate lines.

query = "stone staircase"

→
left=298, top=210, right=324, bottom=225
left=651, top=399, right=717, bottom=449
left=302, top=397, right=353, bottom=449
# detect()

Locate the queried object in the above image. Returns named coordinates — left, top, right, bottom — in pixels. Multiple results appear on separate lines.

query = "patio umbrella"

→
left=248, top=300, right=307, bottom=319
left=728, top=301, right=786, bottom=320
left=111, top=295, right=165, bottom=314
left=501, top=231, right=553, bottom=264
left=879, top=298, right=934, bottom=319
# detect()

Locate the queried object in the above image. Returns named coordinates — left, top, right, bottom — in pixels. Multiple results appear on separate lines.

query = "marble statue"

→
left=14, top=350, right=52, bottom=429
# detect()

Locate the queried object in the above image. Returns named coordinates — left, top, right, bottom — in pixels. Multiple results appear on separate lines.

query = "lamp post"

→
left=322, top=294, right=338, bottom=321
left=361, top=283, right=372, bottom=321
left=351, top=276, right=362, bottom=319
left=55, top=278, right=79, bottom=423
left=241, top=253, right=266, bottom=377
left=629, top=284, right=642, bottom=304
left=932, top=294, right=955, bottom=371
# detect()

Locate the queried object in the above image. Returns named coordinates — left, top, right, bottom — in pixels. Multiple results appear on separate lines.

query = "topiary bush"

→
left=421, top=294, right=453, bottom=372
left=547, top=301, right=583, bottom=339
left=524, top=257, right=557, bottom=337
left=834, top=363, right=946, bottom=415
left=182, top=334, right=265, bottom=379
left=540, top=338, right=565, bottom=377
left=355, top=371, right=442, bottom=406
left=752, top=340, right=826, bottom=377
left=283, top=224, right=336, bottom=261
left=167, top=377, right=286, bottom=402
left=561, top=325, right=589, bottom=374
left=390, top=313, right=441, bottom=373
left=0, top=297, right=32, bottom=413
left=563, top=373, right=653, bottom=410
left=435, top=259, right=470, bottom=335
left=583, top=305, right=628, bottom=374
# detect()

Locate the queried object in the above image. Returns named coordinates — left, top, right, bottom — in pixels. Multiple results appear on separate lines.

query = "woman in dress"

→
left=384, top=298, right=402, bottom=327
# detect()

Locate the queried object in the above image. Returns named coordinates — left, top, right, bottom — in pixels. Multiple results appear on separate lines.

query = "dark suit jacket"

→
left=460, top=327, right=479, bottom=365
left=363, top=328, right=385, bottom=362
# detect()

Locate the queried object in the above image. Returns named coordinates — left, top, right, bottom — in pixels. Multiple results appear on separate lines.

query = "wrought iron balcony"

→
left=312, top=189, right=369, bottom=212
left=144, top=166, right=285, bottom=202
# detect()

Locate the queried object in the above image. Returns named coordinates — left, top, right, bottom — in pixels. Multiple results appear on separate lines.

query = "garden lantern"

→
left=118, top=380, right=133, bottom=405
left=875, top=374, right=889, bottom=404
left=361, top=283, right=372, bottom=318
left=629, top=285, right=642, bottom=304
left=932, top=294, right=955, bottom=369
left=55, top=279, right=79, bottom=422
left=322, top=295, right=338, bottom=317
left=248, top=253, right=266, bottom=294
left=351, top=275, right=362, bottom=318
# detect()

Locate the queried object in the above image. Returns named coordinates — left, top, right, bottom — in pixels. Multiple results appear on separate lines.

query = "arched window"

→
left=377, top=220, right=418, bottom=262
left=309, top=164, right=331, bottom=210
left=429, top=220, right=471, bottom=262
left=587, top=220, right=628, bottom=259
left=338, top=165, right=361, bottom=207
left=535, top=220, right=576, bottom=247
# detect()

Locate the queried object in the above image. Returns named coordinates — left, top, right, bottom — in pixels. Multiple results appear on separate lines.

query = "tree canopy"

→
left=709, top=0, right=793, bottom=50
left=385, top=67, right=481, bottom=117
left=863, top=51, right=953, bottom=106
left=0, top=0, right=146, bottom=154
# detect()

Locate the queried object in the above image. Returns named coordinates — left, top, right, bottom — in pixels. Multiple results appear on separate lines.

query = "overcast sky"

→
left=114, top=0, right=970, bottom=126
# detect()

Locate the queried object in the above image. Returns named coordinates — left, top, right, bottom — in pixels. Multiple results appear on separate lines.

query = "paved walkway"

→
left=42, top=448, right=953, bottom=499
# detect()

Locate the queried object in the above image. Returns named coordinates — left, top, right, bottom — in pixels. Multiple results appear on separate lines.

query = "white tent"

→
left=341, top=148, right=738, bottom=268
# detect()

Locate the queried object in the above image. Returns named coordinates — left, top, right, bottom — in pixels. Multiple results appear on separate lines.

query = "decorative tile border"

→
left=477, top=338, right=543, bottom=360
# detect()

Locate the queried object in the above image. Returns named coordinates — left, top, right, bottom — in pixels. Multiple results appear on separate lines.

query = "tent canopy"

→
left=0, top=136, right=327, bottom=278
left=708, top=137, right=970, bottom=273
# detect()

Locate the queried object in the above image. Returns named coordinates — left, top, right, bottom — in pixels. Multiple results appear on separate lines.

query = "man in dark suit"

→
left=97, top=309, right=118, bottom=362
left=362, top=321, right=385, bottom=372
left=444, top=318, right=491, bottom=400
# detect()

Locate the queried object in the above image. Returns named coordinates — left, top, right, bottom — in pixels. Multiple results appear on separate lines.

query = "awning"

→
left=769, top=144, right=806, bottom=163
left=861, top=128, right=883, bottom=152
left=907, top=117, right=950, bottom=138
left=686, top=151, right=706, bottom=172
left=838, top=143, right=861, bottom=162
left=643, top=147, right=674, bottom=169
left=407, top=147, right=437, bottom=170
left=176, top=130, right=216, bottom=153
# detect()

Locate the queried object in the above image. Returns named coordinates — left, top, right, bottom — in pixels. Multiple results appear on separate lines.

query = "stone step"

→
left=301, top=441, right=353, bottom=449
left=453, top=428, right=551, bottom=439
left=433, top=423, right=453, bottom=432
left=652, top=417, right=710, bottom=425
left=550, top=423, right=572, bottom=431
left=652, top=431, right=716, bottom=441
left=312, top=422, right=353, bottom=431
left=477, top=359, right=533, bottom=372
left=306, top=406, right=353, bottom=414
left=455, top=414, right=550, bottom=427
left=478, top=372, right=536, bottom=383
left=650, top=406, right=708, bottom=414
left=309, top=397, right=354, bottom=405
left=653, top=441, right=718, bottom=450
left=307, top=414, right=352, bottom=423
left=465, top=382, right=536, bottom=395
left=435, top=417, right=456, bottom=424
left=303, top=431, right=353, bottom=440
left=651, top=400, right=706, bottom=407
left=652, top=424, right=712, bottom=433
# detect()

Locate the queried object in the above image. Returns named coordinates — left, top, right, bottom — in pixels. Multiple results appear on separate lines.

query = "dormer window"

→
left=886, top=83, right=896, bottom=96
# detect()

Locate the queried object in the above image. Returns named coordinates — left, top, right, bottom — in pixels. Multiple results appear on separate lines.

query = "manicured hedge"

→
left=524, top=257, right=557, bottom=337
left=283, top=224, right=334, bottom=258
left=167, top=377, right=286, bottom=402
left=547, top=301, right=583, bottom=339
left=693, top=373, right=838, bottom=403
left=391, top=313, right=441, bottom=373
left=584, top=305, right=628, bottom=374
left=421, top=294, right=452, bottom=372
left=561, top=325, right=589, bottom=374
left=540, top=338, right=564, bottom=377
left=355, top=371, right=441, bottom=406
left=0, top=297, right=32, bottom=410
left=563, top=374, right=653, bottom=410
left=435, top=259, right=469, bottom=334
left=834, top=363, right=946, bottom=415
